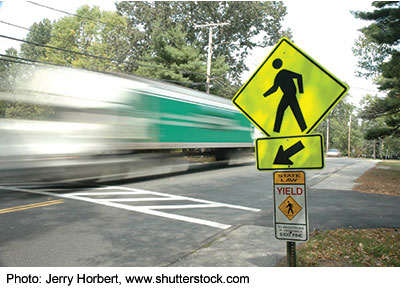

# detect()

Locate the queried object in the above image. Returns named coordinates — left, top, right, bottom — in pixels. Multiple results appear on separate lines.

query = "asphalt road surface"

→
left=1, top=157, right=399, bottom=267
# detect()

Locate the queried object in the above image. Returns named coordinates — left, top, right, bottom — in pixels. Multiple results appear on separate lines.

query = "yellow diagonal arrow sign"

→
left=256, top=134, right=324, bottom=170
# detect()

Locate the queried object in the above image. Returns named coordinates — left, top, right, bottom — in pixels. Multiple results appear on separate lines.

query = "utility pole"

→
left=373, top=140, right=376, bottom=159
left=194, top=22, right=230, bottom=94
left=326, top=115, right=330, bottom=153
left=348, top=114, right=352, bottom=157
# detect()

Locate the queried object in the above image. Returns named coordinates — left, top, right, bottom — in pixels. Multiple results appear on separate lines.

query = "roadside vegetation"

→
left=296, top=228, right=400, bottom=267
left=354, top=160, right=400, bottom=196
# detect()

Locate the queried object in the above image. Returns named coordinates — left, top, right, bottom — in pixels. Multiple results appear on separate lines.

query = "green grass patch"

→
left=378, top=160, right=400, bottom=170
left=294, top=228, right=400, bottom=267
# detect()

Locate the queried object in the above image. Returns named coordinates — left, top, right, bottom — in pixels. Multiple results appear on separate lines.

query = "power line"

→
left=23, top=1, right=271, bottom=91
left=0, top=34, right=211, bottom=78
left=351, top=86, right=383, bottom=94
left=27, top=1, right=127, bottom=31
left=4, top=2, right=234, bottom=90
left=0, top=20, right=30, bottom=32
left=28, top=1, right=270, bottom=49
left=1, top=2, right=236, bottom=93
left=0, top=54, right=211, bottom=88
left=0, top=20, right=212, bottom=78
left=0, top=57, right=32, bottom=66
left=0, top=53, right=69, bottom=68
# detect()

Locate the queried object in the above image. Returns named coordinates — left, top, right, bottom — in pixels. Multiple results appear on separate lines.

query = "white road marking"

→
left=134, top=204, right=223, bottom=210
left=106, top=186, right=261, bottom=212
left=0, top=185, right=260, bottom=229
left=63, top=192, right=147, bottom=196
left=97, top=197, right=182, bottom=202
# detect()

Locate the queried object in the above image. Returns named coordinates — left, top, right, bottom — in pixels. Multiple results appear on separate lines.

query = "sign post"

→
left=232, top=37, right=349, bottom=267
left=287, top=242, right=297, bottom=267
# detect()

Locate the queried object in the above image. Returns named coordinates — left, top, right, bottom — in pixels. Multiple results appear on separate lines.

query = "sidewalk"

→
left=310, top=158, right=378, bottom=190
left=169, top=224, right=285, bottom=267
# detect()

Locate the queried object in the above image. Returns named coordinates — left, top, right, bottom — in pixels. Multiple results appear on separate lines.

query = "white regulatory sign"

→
left=273, top=171, right=309, bottom=242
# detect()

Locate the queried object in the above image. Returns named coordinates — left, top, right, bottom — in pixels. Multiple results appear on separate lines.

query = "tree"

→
left=43, top=5, right=137, bottom=72
left=135, top=22, right=230, bottom=94
left=353, top=1, right=400, bottom=139
left=358, top=94, right=400, bottom=159
left=116, top=1, right=291, bottom=87
left=0, top=48, right=19, bottom=89
left=20, top=19, right=53, bottom=60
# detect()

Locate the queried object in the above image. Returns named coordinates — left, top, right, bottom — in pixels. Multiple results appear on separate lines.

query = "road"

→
left=0, top=157, right=399, bottom=267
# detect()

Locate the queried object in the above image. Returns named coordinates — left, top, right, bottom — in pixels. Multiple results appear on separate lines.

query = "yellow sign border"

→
left=232, top=37, right=349, bottom=137
left=256, top=134, right=325, bottom=171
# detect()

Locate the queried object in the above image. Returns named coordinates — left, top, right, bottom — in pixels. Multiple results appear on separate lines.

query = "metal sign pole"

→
left=287, top=241, right=297, bottom=267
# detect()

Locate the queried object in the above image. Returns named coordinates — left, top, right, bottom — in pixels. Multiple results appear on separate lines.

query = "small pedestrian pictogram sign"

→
left=232, top=37, right=349, bottom=137
left=278, top=196, right=302, bottom=221
left=273, top=171, right=308, bottom=241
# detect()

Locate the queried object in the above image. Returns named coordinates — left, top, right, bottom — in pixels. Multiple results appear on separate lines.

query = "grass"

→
left=378, top=160, right=400, bottom=169
left=293, top=228, right=400, bottom=267
left=353, top=160, right=400, bottom=196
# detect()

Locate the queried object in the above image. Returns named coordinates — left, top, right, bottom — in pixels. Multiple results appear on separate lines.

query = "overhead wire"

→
left=0, top=53, right=384, bottom=98
left=27, top=1, right=127, bottom=30
left=0, top=53, right=70, bottom=68
left=0, top=54, right=211, bottom=88
left=22, top=2, right=236, bottom=78
left=0, top=34, right=212, bottom=79
left=1, top=20, right=214, bottom=79
left=0, top=57, right=32, bottom=66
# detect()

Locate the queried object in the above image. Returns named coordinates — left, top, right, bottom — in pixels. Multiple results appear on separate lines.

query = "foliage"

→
left=45, top=5, right=134, bottom=72
left=353, top=1, right=400, bottom=139
left=0, top=48, right=19, bottom=89
left=116, top=1, right=292, bottom=88
left=20, top=19, right=53, bottom=60
left=358, top=94, right=400, bottom=159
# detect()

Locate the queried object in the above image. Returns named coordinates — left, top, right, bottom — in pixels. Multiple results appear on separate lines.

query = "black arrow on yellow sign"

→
left=273, top=141, right=305, bottom=165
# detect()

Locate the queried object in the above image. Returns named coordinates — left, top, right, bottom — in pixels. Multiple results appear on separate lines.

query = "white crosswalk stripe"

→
left=0, top=185, right=260, bottom=229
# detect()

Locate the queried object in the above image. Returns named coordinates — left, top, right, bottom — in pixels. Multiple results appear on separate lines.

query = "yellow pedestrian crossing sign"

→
left=232, top=37, right=349, bottom=137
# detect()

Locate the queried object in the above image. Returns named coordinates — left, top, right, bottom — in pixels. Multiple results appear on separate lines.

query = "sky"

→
left=0, top=0, right=384, bottom=108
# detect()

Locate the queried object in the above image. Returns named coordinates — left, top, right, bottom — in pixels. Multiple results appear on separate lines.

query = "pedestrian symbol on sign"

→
left=286, top=200, right=294, bottom=215
left=278, top=196, right=302, bottom=221
left=263, top=58, right=307, bottom=133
